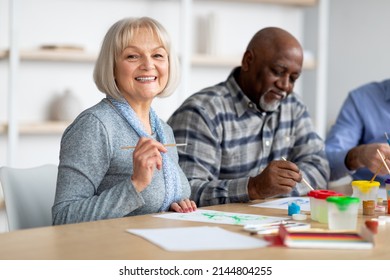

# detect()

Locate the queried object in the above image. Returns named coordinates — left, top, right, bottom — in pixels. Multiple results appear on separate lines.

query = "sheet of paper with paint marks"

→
left=154, top=209, right=289, bottom=226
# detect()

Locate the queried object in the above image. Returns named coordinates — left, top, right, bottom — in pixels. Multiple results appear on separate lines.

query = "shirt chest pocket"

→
left=271, top=134, right=296, bottom=153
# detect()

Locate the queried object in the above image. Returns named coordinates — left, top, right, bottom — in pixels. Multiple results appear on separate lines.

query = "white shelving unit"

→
left=199, top=0, right=316, bottom=5
left=0, top=49, right=317, bottom=68
left=192, top=53, right=315, bottom=68
left=0, top=49, right=96, bottom=62
left=0, top=0, right=326, bottom=167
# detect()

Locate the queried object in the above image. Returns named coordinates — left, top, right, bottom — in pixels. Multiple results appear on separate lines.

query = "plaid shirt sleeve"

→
left=168, top=95, right=251, bottom=207
left=168, top=74, right=330, bottom=206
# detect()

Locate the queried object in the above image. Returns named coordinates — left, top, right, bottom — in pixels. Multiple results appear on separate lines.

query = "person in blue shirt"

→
left=325, top=79, right=390, bottom=184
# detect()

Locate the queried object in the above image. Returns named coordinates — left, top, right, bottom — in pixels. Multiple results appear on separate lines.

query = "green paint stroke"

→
left=201, top=212, right=268, bottom=225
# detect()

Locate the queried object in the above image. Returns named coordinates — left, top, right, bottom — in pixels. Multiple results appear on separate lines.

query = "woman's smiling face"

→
left=114, top=28, right=169, bottom=105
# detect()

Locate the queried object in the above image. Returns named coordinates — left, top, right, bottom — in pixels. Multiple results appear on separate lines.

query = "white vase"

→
left=49, top=89, right=82, bottom=121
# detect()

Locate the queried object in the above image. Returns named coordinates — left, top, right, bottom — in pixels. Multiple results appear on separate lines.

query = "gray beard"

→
left=259, top=93, right=284, bottom=112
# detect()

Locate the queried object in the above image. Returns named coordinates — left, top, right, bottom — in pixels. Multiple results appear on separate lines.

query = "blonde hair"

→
left=93, top=17, right=180, bottom=99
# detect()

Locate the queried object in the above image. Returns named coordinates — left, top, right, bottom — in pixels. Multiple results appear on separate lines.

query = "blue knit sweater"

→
left=52, top=98, right=190, bottom=225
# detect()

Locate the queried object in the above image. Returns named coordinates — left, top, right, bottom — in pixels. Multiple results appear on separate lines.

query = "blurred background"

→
left=1, top=0, right=389, bottom=169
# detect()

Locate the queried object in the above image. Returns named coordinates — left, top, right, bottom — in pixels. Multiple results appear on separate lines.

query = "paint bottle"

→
left=327, top=196, right=360, bottom=230
left=351, top=180, right=380, bottom=209
left=388, top=200, right=390, bottom=215
left=362, top=200, right=375, bottom=216
left=365, top=220, right=379, bottom=234
left=385, top=178, right=390, bottom=202
left=308, top=190, right=343, bottom=223
left=288, top=201, right=300, bottom=216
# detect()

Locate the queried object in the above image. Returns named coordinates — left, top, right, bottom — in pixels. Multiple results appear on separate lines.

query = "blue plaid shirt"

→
left=168, top=68, right=329, bottom=206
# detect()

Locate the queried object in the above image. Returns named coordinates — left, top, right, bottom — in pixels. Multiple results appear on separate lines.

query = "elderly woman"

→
left=52, top=17, right=196, bottom=225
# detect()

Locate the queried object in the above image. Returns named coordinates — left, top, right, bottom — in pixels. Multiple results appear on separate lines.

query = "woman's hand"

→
left=131, top=137, right=167, bottom=192
left=169, top=199, right=197, bottom=213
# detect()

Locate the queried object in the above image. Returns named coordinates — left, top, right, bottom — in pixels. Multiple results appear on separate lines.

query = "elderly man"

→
left=168, top=27, right=330, bottom=206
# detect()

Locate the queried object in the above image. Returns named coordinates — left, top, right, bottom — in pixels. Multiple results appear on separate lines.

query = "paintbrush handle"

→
left=377, top=149, right=390, bottom=175
left=282, top=157, right=314, bottom=191
left=121, top=143, right=187, bottom=150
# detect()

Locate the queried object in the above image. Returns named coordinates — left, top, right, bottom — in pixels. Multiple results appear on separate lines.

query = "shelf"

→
left=0, top=121, right=70, bottom=135
left=0, top=49, right=315, bottom=69
left=192, top=53, right=316, bottom=69
left=192, top=54, right=240, bottom=67
left=196, top=0, right=317, bottom=6
left=0, top=49, right=96, bottom=62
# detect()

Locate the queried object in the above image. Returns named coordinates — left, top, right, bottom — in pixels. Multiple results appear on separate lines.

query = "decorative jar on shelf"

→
left=49, top=89, right=82, bottom=122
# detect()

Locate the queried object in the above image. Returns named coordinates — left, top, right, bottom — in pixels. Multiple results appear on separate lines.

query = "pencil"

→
left=121, top=143, right=187, bottom=150
left=282, top=157, right=315, bottom=191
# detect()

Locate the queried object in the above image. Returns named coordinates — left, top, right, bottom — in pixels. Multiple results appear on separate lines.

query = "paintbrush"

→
left=371, top=132, right=390, bottom=182
left=121, top=143, right=187, bottom=150
left=385, top=132, right=390, bottom=146
left=282, top=157, right=314, bottom=191
left=376, top=149, right=390, bottom=175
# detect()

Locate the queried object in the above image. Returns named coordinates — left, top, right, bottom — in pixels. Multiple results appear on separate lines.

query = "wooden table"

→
left=0, top=201, right=389, bottom=260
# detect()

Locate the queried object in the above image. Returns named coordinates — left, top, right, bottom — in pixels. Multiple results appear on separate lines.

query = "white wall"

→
left=302, top=0, right=390, bottom=137
left=189, top=1, right=305, bottom=94
left=324, top=0, right=390, bottom=132
left=0, top=0, right=310, bottom=168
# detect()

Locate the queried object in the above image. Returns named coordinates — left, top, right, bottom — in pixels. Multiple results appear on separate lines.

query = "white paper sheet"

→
left=154, top=209, right=289, bottom=225
left=250, top=197, right=311, bottom=211
left=127, top=226, right=269, bottom=251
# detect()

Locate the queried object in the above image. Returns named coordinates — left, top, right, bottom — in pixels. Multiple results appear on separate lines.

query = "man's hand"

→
left=248, top=159, right=302, bottom=200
